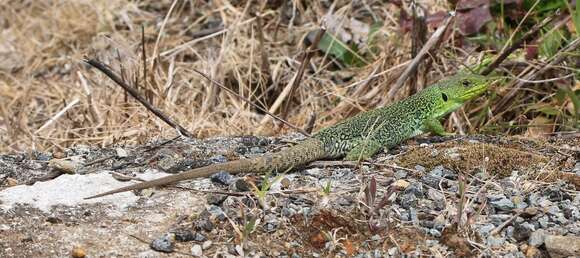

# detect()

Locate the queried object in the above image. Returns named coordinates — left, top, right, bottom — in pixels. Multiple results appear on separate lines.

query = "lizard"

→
left=86, top=73, right=493, bottom=199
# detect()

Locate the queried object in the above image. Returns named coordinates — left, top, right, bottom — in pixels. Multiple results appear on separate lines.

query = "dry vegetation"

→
left=0, top=0, right=577, bottom=153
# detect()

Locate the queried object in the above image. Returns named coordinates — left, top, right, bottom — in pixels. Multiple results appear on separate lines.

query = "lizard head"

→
left=431, top=73, right=493, bottom=118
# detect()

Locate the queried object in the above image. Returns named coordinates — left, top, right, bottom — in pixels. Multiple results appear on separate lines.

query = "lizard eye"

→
left=441, top=93, right=448, bottom=102
left=462, top=79, right=471, bottom=87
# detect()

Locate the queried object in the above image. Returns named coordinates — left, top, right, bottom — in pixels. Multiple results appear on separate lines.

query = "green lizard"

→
left=86, top=73, right=492, bottom=199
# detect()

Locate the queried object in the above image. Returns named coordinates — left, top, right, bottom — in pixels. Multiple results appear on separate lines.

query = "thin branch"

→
left=480, top=10, right=558, bottom=75
left=84, top=58, right=194, bottom=138
left=386, top=12, right=455, bottom=101
left=280, top=24, right=327, bottom=120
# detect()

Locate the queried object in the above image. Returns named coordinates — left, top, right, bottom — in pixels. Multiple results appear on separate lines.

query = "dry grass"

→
left=0, top=0, right=576, bottom=153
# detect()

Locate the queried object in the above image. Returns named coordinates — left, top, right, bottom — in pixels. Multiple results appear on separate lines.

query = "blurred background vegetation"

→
left=0, top=0, right=577, bottom=153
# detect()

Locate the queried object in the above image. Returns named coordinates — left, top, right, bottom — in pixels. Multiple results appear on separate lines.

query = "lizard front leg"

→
left=344, top=139, right=383, bottom=161
left=424, top=118, right=455, bottom=136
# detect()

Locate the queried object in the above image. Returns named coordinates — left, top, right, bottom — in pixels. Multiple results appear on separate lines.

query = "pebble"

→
left=71, top=246, right=86, bottom=258
left=207, top=194, right=228, bottom=205
left=392, top=179, right=410, bottom=189
left=210, top=171, right=234, bottom=185
left=191, top=244, right=203, bottom=257
left=528, top=229, right=545, bottom=247
left=209, top=155, right=228, bottom=163
left=207, top=205, right=226, bottom=221
left=150, top=234, right=175, bottom=253
left=512, top=222, right=534, bottom=242
left=544, top=235, right=580, bottom=258
left=172, top=228, right=196, bottom=242
left=478, top=224, right=495, bottom=237
left=491, top=198, right=515, bottom=211
left=487, top=235, right=506, bottom=248
left=427, top=188, right=444, bottom=202
left=233, top=178, right=251, bottom=191
left=6, top=177, right=17, bottom=186
left=202, top=240, right=212, bottom=250
left=394, top=170, right=407, bottom=179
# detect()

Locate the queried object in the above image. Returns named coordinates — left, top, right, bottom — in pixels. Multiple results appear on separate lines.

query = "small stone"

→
left=370, top=235, right=381, bottom=241
left=71, top=246, right=86, bottom=258
left=207, top=205, right=226, bottom=221
left=49, top=158, right=77, bottom=174
left=427, top=188, right=444, bottom=202
left=521, top=207, right=539, bottom=218
left=233, top=179, right=251, bottom=192
left=429, top=229, right=441, bottom=237
left=209, top=155, right=228, bottom=163
left=490, top=214, right=512, bottom=226
left=207, top=194, right=227, bottom=205
left=172, top=228, right=196, bottom=242
left=5, top=177, right=17, bottom=186
left=525, top=246, right=542, bottom=258
left=512, top=222, right=534, bottom=242
left=202, top=240, right=212, bottom=250
left=0, top=224, right=9, bottom=231
left=487, top=235, right=506, bottom=248
left=150, top=234, right=175, bottom=253
left=115, top=148, right=128, bottom=157
left=528, top=230, right=545, bottom=247
left=395, top=170, right=407, bottom=179
left=196, top=219, right=214, bottom=231
left=491, top=198, right=515, bottom=211
left=210, top=171, right=234, bottom=185
left=544, top=235, right=580, bottom=258
left=414, top=165, right=426, bottom=172
left=280, top=177, right=291, bottom=189
left=478, top=224, right=495, bottom=237
left=392, top=179, right=410, bottom=190
left=46, top=216, right=62, bottom=224
left=191, top=244, right=203, bottom=257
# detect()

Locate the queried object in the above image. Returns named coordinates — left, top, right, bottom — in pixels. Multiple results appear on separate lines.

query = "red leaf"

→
left=457, top=5, right=492, bottom=35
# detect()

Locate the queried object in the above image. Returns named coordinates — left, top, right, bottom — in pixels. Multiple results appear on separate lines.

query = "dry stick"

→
left=480, top=12, right=558, bottom=76
left=256, top=24, right=326, bottom=132
left=256, top=13, right=272, bottom=83
left=493, top=37, right=580, bottom=113
left=385, top=12, right=455, bottom=102
left=280, top=26, right=327, bottom=120
left=84, top=58, right=194, bottom=138
left=191, top=69, right=311, bottom=136
left=409, top=0, right=427, bottom=95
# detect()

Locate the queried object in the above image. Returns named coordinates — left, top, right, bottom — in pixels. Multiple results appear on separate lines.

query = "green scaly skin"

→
left=85, top=73, right=492, bottom=199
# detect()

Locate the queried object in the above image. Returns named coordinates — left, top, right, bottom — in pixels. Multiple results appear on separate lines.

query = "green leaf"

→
left=317, top=32, right=366, bottom=66
left=535, top=105, right=561, bottom=116
left=539, top=27, right=564, bottom=57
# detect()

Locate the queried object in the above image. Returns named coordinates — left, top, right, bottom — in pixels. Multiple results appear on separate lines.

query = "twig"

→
left=141, top=25, right=148, bottom=97
left=490, top=212, right=522, bottom=235
left=480, top=9, right=558, bottom=75
left=35, top=98, right=80, bottom=134
left=386, top=12, right=455, bottom=101
left=493, top=37, right=580, bottom=113
left=191, top=69, right=311, bottom=136
left=281, top=24, right=326, bottom=120
left=84, top=58, right=194, bottom=138
left=255, top=13, right=272, bottom=84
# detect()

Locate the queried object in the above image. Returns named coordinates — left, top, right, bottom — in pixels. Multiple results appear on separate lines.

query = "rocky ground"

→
left=0, top=134, right=578, bottom=257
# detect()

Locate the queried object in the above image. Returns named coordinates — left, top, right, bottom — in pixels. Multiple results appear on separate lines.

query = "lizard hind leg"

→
left=344, top=139, right=383, bottom=161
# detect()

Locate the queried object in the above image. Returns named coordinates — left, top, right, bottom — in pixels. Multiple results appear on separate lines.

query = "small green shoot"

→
left=321, top=179, right=332, bottom=196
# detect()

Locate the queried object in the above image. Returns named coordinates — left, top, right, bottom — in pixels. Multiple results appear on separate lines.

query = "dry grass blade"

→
left=493, top=37, right=580, bottom=113
left=481, top=10, right=559, bottom=76
left=385, top=12, right=455, bottom=102
left=84, top=58, right=194, bottom=138
left=191, top=69, right=310, bottom=136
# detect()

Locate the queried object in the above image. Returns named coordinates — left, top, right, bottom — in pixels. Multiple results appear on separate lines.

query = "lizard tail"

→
left=84, top=138, right=326, bottom=199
